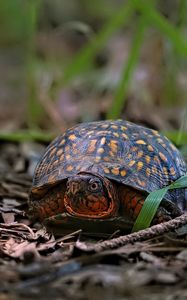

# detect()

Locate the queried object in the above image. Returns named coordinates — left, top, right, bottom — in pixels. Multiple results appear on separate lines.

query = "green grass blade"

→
left=132, top=174, right=187, bottom=232
left=62, top=2, right=133, bottom=84
left=133, top=0, right=187, bottom=56
left=0, top=130, right=53, bottom=142
left=107, top=16, right=146, bottom=119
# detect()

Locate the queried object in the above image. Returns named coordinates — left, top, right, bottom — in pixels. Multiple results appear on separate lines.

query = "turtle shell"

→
left=31, top=120, right=187, bottom=207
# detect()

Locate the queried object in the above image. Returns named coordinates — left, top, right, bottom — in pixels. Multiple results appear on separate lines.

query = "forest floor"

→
left=1, top=142, right=187, bottom=300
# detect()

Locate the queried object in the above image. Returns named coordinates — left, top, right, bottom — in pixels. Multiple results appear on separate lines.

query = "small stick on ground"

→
left=76, top=213, right=187, bottom=253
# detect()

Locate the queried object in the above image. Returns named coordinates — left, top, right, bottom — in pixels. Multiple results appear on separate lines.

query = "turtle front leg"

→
left=118, top=185, right=183, bottom=226
left=29, top=183, right=66, bottom=221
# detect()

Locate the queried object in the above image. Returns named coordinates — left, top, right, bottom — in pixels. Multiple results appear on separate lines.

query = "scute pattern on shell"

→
left=32, top=120, right=187, bottom=202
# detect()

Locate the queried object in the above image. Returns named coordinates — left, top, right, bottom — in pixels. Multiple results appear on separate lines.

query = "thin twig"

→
left=76, top=213, right=187, bottom=253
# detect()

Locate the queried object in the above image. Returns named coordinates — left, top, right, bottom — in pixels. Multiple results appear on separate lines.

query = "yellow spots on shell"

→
left=56, top=148, right=63, bottom=157
left=111, top=125, right=118, bottom=130
left=151, top=129, right=159, bottom=136
left=147, top=145, right=154, bottom=152
left=136, top=140, right=146, bottom=145
left=109, top=150, right=115, bottom=157
left=154, top=156, right=160, bottom=164
left=152, top=166, right=157, bottom=174
left=86, top=130, right=94, bottom=136
left=145, top=155, right=151, bottom=164
left=53, top=160, right=59, bottom=166
left=159, top=152, right=167, bottom=162
left=131, top=146, right=138, bottom=152
left=68, top=134, right=76, bottom=141
left=146, top=168, right=151, bottom=177
left=48, top=174, right=57, bottom=183
left=137, top=161, right=144, bottom=171
left=121, top=125, right=127, bottom=130
left=97, top=148, right=105, bottom=154
left=59, top=154, right=64, bottom=162
left=170, top=143, right=177, bottom=151
left=128, top=160, right=136, bottom=167
left=137, top=151, right=143, bottom=158
left=137, top=179, right=146, bottom=187
left=122, top=133, right=129, bottom=139
left=104, top=167, right=110, bottom=174
left=72, top=148, right=78, bottom=155
left=66, top=165, right=73, bottom=172
left=60, top=139, right=66, bottom=145
left=87, top=139, right=97, bottom=153
left=111, top=167, right=119, bottom=175
left=103, top=156, right=110, bottom=162
left=157, top=138, right=164, bottom=144
left=100, top=137, right=106, bottom=145
left=66, top=154, right=71, bottom=160
left=65, top=145, right=70, bottom=152
left=163, top=167, right=169, bottom=178
left=101, top=124, right=109, bottom=129
left=49, top=148, right=56, bottom=158
left=127, top=153, right=132, bottom=159
left=95, top=156, right=101, bottom=163
left=113, top=132, right=119, bottom=138
left=120, top=169, right=127, bottom=177
left=170, top=167, right=176, bottom=176
left=108, top=140, right=118, bottom=153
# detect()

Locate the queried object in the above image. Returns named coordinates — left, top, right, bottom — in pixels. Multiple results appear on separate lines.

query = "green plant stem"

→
left=107, top=17, right=146, bottom=119
left=133, top=0, right=187, bottom=56
left=63, top=2, right=133, bottom=84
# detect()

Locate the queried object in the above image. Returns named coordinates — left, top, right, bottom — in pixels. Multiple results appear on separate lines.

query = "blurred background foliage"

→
left=0, top=0, right=187, bottom=150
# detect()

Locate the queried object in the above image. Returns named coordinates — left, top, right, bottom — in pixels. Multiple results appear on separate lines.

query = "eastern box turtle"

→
left=29, top=120, right=187, bottom=233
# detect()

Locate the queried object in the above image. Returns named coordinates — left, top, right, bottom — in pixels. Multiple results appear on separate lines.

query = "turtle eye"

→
left=89, top=179, right=102, bottom=192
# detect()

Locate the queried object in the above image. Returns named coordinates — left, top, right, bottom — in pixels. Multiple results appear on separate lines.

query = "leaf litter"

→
left=0, top=143, right=187, bottom=300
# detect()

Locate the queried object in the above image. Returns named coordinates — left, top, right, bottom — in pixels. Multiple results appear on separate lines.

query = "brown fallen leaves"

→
left=1, top=171, right=187, bottom=300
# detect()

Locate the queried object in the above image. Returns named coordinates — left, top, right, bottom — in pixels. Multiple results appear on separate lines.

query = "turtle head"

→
left=64, top=172, right=118, bottom=218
